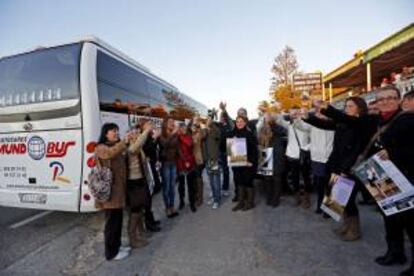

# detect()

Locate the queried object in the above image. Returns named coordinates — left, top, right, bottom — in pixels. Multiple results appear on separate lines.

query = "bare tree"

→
left=270, top=45, right=299, bottom=87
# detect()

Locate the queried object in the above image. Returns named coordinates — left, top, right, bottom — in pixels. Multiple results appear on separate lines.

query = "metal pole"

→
left=366, top=62, right=372, bottom=92
left=329, top=83, right=333, bottom=103
left=322, top=83, right=326, bottom=101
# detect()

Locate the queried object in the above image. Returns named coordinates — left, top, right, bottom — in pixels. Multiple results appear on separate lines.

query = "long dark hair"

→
left=98, top=123, right=119, bottom=144
left=345, top=96, right=368, bottom=116
left=161, top=116, right=174, bottom=138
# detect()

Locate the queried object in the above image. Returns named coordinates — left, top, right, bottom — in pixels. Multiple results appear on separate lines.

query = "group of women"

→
left=93, top=85, right=414, bottom=275
left=93, top=110, right=263, bottom=261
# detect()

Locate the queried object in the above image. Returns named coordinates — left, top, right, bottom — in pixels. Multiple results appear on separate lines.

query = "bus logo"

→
left=49, top=161, right=70, bottom=183
left=46, top=141, right=76, bottom=158
left=26, top=136, right=76, bottom=160
left=27, top=136, right=46, bottom=160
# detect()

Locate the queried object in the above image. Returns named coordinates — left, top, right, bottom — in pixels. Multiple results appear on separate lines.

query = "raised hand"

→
left=153, top=128, right=162, bottom=139
left=143, top=121, right=154, bottom=132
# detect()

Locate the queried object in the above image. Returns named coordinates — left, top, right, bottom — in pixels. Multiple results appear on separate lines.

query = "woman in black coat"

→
left=142, top=127, right=162, bottom=232
left=304, top=96, right=373, bottom=241
left=229, top=116, right=259, bottom=211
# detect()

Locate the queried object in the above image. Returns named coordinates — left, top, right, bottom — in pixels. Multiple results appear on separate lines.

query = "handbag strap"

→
left=358, top=110, right=414, bottom=161
left=96, top=155, right=111, bottom=170
left=291, top=121, right=302, bottom=149
left=95, top=144, right=111, bottom=170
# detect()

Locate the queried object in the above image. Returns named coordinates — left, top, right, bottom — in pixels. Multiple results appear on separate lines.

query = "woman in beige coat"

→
left=126, top=121, right=154, bottom=249
left=95, top=123, right=132, bottom=261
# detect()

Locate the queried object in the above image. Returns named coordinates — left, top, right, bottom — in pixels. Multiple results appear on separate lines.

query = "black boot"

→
left=232, top=187, right=246, bottom=211
left=242, top=188, right=255, bottom=211
left=146, top=210, right=160, bottom=226
left=270, top=177, right=282, bottom=208
left=145, top=211, right=161, bottom=232
left=400, top=248, right=414, bottom=276
left=232, top=186, right=239, bottom=202
left=400, top=263, right=414, bottom=276
left=146, top=221, right=161, bottom=232
left=375, top=242, right=407, bottom=266
left=179, top=199, right=185, bottom=210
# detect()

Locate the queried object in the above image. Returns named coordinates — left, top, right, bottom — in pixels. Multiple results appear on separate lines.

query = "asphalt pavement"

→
left=0, top=182, right=409, bottom=276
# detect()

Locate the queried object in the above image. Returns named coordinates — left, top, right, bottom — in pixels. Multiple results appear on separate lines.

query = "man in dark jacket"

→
left=218, top=113, right=233, bottom=197
left=202, top=116, right=223, bottom=209
left=363, top=87, right=414, bottom=276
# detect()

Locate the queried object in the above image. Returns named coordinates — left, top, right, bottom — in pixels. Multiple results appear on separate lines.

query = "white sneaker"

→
left=207, top=198, right=214, bottom=205
left=112, top=250, right=130, bottom=261
left=212, top=202, right=219, bottom=209
left=120, top=246, right=132, bottom=253
left=222, top=190, right=230, bottom=197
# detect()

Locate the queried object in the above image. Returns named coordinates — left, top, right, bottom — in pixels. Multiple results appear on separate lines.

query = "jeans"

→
left=312, top=161, right=329, bottom=211
left=208, top=171, right=221, bottom=204
left=162, top=162, right=176, bottom=209
left=220, top=152, right=230, bottom=191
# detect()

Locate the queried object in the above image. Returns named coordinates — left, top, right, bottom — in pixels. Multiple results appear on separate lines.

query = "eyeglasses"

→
left=376, top=96, right=399, bottom=103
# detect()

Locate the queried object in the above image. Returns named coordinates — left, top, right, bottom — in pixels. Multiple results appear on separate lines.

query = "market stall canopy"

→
left=324, top=23, right=414, bottom=90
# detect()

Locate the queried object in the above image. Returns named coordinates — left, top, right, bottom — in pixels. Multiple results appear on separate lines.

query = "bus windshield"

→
left=0, top=44, right=81, bottom=108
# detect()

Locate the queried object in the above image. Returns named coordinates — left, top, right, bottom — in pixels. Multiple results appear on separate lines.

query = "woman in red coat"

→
left=176, top=122, right=198, bottom=212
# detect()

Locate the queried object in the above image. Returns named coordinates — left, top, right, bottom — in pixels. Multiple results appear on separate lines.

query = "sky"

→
left=0, top=0, right=413, bottom=117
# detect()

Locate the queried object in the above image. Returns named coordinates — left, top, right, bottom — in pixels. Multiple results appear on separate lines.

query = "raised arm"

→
left=274, top=114, right=290, bottom=129
left=304, top=113, right=336, bottom=131
left=128, top=129, right=151, bottom=153
left=221, top=109, right=235, bottom=130
left=321, top=105, right=359, bottom=126
left=96, top=140, right=127, bottom=160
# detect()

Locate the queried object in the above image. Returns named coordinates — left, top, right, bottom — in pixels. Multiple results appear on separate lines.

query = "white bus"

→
left=0, top=37, right=207, bottom=212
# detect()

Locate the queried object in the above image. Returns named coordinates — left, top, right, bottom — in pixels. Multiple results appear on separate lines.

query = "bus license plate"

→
left=19, top=193, right=47, bottom=204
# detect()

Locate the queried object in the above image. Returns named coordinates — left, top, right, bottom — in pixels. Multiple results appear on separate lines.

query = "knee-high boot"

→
left=196, top=177, right=204, bottom=206
left=242, top=187, right=255, bottom=211
left=232, top=187, right=246, bottom=211
left=128, top=212, right=149, bottom=248
left=400, top=247, right=414, bottom=276
left=341, top=215, right=361, bottom=242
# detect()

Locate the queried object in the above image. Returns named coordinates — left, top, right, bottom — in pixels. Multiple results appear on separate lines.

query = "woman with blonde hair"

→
left=126, top=120, right=154, bottom=248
